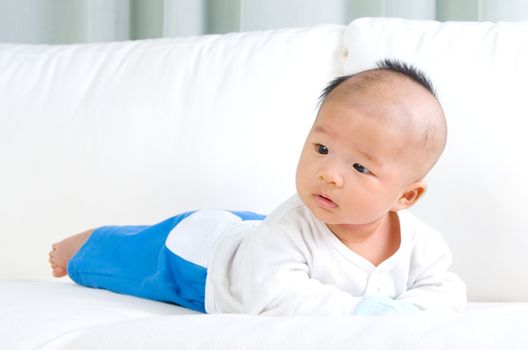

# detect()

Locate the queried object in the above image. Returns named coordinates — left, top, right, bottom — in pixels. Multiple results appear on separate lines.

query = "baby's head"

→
left=296, top=59, right=446, bottom=229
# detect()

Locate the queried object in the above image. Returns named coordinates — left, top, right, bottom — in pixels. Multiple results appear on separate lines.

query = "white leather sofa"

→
left=1, top=18, right=527, bottom=349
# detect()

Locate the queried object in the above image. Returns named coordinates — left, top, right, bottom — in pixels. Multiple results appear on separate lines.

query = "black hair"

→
left=319, top=58, right=437, bottom=103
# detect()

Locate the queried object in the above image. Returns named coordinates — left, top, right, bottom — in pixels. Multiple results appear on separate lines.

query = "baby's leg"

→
left=48, top=213, right=208, bottom=312
left=49, top=229, right=95, bottom=278
left=48, top=210, right=261, bottom=313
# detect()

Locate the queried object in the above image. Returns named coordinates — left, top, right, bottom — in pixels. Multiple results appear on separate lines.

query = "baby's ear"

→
left=392, top=181, right=427, bottom=211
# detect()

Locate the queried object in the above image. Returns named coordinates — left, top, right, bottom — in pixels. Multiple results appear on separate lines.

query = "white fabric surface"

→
left=2, top=280, right=527, bottom=350
left=165, top=210, right=245, bottom=268
left=0, top=280, right=198, bottom=350
left=344, top=18, right=528, bottom=302
left=40, top=306, right=528, bottom=350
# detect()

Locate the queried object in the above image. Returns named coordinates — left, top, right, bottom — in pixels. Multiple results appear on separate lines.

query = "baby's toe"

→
left=52, top=266, right=67, bottom=278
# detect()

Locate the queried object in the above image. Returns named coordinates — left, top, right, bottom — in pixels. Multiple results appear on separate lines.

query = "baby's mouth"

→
left=314, top=193, right=337, bottom=209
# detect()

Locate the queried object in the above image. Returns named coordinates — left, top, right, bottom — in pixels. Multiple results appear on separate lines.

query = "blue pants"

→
left=68, top=210, right=265, bottom=313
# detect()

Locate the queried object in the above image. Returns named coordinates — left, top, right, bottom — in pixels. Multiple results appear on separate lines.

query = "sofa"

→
left=1, top=17, right=527, bottom=349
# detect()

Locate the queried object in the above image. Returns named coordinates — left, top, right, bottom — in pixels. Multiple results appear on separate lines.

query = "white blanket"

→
left=40, top=306, right=528, bottom=350
left=0, top=280, right=197, bottom=349
left=2, top=280, right=527, bottom=350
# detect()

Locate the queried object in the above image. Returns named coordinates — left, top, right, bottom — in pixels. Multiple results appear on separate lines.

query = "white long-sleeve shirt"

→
left=205, top=195, right=467, bottom=315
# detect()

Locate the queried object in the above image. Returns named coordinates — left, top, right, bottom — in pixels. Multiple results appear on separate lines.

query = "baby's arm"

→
left=229, top=224, right=370, bottom=316
left=230, top=221, right=465, bottom=316
left=396, top=230, right=467, bottom=312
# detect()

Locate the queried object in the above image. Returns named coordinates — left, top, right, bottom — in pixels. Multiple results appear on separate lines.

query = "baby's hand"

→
left=354, top=295, right=419, bottom=316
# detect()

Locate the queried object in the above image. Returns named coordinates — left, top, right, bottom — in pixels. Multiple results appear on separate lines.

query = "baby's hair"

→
left=317, top=58, right=447, bottom=178
left=319, top=58, right=437, bottom=103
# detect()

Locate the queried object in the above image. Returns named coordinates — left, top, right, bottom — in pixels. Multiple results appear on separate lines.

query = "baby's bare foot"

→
left=49, top=229, right=94, bottom=278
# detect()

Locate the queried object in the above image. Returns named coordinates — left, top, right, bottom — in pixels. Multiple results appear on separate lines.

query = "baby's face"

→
left=295, top=86, right=430, bottom=230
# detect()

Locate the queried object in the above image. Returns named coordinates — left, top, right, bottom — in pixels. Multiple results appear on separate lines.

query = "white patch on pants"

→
left=165, top=210, right=242, bottom=268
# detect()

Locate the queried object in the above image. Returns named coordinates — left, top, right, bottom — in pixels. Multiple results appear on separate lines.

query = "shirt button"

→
left=367, top=272, right=394, bottom=296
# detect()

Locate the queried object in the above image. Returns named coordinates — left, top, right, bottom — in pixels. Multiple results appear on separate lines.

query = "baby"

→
left=49, top=59, right=467, bottom=316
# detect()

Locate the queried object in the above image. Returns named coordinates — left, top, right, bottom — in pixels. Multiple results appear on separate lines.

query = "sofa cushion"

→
left=344, top=18, right=528, bottom=302
left=0, top=25, right=344, bottom=278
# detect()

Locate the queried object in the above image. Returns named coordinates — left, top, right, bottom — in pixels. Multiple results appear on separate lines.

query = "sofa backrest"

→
left=0, top=25, right=344, bottom=278
left=344, top=18, right=528, bottom=302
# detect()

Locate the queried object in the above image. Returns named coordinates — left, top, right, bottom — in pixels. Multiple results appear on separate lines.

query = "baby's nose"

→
left=318, top=167, right=344, bottom=187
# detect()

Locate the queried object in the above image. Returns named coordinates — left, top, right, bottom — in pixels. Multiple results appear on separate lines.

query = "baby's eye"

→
left=353, top=163, right=370, bottom=174
left=315, top=144, right=329, bottom=155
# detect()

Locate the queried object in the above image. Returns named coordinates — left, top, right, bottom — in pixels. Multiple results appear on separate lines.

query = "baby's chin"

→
left=308, top=205, right=389, bottom=230
left=297, top=191, right=380, bottom=226
left=302, top=200, right=345, bottom=225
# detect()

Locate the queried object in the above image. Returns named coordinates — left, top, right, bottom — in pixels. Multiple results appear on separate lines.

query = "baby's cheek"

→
left=345, top=194, right=385, bottom=221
